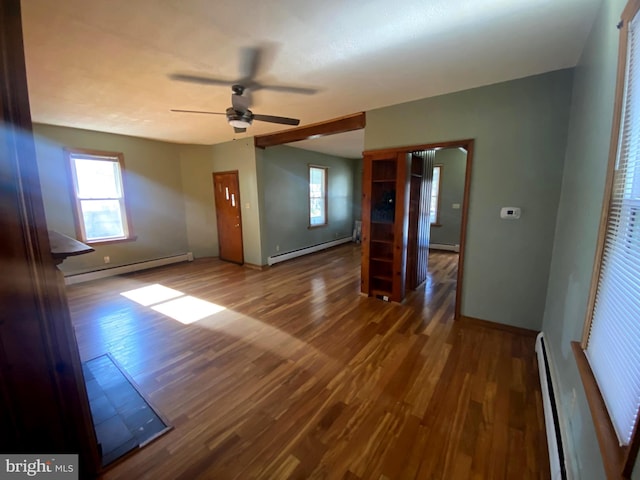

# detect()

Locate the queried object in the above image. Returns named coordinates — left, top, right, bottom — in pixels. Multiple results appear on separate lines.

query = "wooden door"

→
left=213, top=171, right=244, bottom=264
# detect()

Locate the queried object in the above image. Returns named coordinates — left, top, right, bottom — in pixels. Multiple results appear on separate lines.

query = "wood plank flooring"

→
left=66, top=244, right=549, bottom=479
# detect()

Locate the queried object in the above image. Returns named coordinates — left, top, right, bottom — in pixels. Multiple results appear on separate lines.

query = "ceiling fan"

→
left=169, top=46, right=317, bottom=133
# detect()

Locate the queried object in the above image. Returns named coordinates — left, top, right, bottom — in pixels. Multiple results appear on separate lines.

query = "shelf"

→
left=371, top=160, right=397, bottom=182
left=371, top=288, right=392, bottom=297
left=371, top=289, right=391, bottom=295
left=48, top=230, right=94, bottom=260
left=363, top=153, right=405, bottom=303
left=371, top=257, right=393, bottom=263
left=372, top=275, right=393, bottom=281
left=371, top=220, right=394, bottom=225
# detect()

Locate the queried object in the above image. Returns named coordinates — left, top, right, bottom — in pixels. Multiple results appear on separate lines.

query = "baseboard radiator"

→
left=429, top=243, right=460, bottom=252
left=267, top=237, right=352, bottom=266
left=535, top=333, right=567, bottom=480
left=64, top=252, right=194, bottom=285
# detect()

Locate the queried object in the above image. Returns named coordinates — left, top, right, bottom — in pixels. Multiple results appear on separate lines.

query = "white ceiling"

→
left=21, top=0, right=600, bottom=158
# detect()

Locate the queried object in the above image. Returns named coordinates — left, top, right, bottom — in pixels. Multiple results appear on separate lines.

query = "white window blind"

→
left=585, top=10, right=640, bottom=446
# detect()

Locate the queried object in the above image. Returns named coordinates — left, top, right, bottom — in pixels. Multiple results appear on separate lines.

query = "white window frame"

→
left=65, top=148, right=134, bottom=244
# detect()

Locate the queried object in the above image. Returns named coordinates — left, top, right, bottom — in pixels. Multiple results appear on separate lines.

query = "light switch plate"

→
left=500, top=207, right=521, bottom=219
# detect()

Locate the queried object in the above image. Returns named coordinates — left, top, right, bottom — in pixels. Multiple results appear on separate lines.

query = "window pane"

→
left=310, top=198, right=325, bottom=225
left=309, top=167, right=326, bottom=225
left=310, top=167, right=324, bottom=187
left=81, top=199, right=125, bottom=240
left=430, top=166, right=441, bottom=221
left=74, top=158, right=121, bottom=198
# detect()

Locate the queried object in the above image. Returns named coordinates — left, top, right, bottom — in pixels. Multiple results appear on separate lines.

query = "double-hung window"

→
left=309, top=165, right=328, bottom=227
left=66, top=148, right=134, bottom=244
left=573, top=1, right=640, bottom=477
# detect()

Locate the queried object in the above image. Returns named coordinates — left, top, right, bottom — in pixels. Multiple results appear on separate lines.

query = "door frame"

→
left=212, top=170, right=244, bottom=265
left=362, top=139, right=474, bottom=320
left=1, top=0, right=100, bottom=475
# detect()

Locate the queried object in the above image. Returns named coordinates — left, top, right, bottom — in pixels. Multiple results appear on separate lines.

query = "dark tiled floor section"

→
left=83, top=355, right=170, bottom=466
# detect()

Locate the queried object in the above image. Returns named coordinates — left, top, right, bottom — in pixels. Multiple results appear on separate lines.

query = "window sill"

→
left=308, top=224, right=327, bottom=229
left=84, top=235, right=138, bottom=246
left=571, top=341, right=636, bottom=478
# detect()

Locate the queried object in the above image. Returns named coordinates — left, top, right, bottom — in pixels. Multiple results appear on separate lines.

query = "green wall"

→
left=179, top=144, right=218, bottom=258
left=33, top=124, right=189, bottom=276
left=365, top=69, right=573, bottom=330
left=353, top=157, right=363, bottom=222
left=210, top=139, right=263, bottom=266
left=179, top=138, right=263, bottom=266
left=431, top=148, right=466, bottom=247
left=257, top=145, right=356, bottom=264
left=541, top=0, right=623, bottom=478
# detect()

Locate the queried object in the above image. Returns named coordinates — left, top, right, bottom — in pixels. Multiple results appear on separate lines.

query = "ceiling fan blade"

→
left=234, top=127, right=246, bottom=134
left=170, top=109, right=226, bottom=115
left=253, top=84, right=319, bottom=96
left=237, top=44, right=316, bottom=95
left=253, top=114, right=300, bottom=126
left=238, top=46, right=262, bottom=84
left=168, top=73, right=234, bottom=87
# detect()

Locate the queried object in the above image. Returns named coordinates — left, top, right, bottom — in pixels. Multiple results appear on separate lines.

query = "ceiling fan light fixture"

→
left=229, top=118, right=252, bottom=128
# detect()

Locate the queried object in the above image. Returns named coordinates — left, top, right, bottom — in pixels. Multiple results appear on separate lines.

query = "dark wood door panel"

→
left=0, top=1, right=99, bottom=475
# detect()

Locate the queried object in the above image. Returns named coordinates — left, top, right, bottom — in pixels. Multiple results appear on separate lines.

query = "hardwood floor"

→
left=67, top=245, right=549, bottom=479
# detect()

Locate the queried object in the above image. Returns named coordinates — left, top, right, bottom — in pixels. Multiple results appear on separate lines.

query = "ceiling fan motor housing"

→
left=231, top=84, right=246, bottom=95
left=226, top=107, right=253, bottom=128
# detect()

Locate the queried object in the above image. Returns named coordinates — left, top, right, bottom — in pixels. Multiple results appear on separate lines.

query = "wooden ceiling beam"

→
left=254, top=112, right=366, bottom=149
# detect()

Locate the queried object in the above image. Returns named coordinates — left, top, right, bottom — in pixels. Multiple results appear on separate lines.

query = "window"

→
left=309, top=165, right=327, bottom=227
left=66, top=148, right=134, bottom=243
left=430, top=165, right=442, bottom=225
left=573, top=1, right=640, bottom=476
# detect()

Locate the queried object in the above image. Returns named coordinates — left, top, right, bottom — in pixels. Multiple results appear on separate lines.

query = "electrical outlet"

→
left=276, top=245, right=280, bottom=252
left=104, top=256, right=110, bottom=264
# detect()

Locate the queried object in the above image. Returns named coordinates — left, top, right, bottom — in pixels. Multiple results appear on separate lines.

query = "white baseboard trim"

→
left=429, top=243, right=460, bottom=252
left=64, top=253, right=194, bottom=285
left=535, top=333, right=567, bottom=480
left=267, top=237, right=352, bottom=266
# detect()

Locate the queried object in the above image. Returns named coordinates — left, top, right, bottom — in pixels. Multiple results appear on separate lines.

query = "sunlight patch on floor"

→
left=120, top=283, right=225, bottom=324
left=120, top=283, right=183, bottom=306
left=118, top=283, right=326, bottom=361
left=151, top=295, right=226, bottom=325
